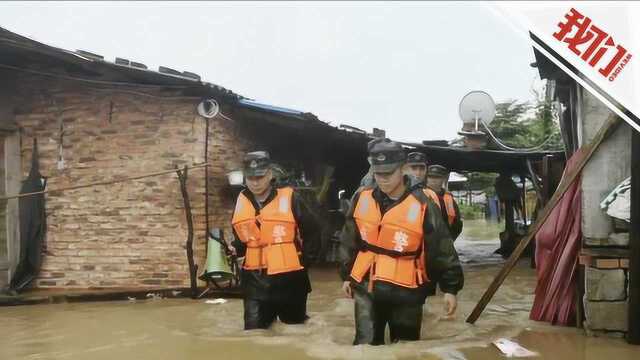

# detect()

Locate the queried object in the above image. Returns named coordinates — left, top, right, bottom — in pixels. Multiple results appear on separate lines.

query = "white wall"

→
left=579, top=89, right=632, bottom=245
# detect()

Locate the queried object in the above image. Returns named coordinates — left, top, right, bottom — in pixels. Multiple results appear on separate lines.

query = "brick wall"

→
left=8, top=70, right=254, bottom=289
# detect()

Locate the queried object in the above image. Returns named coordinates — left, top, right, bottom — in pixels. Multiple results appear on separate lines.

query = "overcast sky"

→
left=0, top=1, right=543, bottom=142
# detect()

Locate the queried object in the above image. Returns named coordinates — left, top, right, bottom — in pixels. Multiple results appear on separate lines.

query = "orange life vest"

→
left=442, top=192, right=457, bottom=226
left=231, top=187, right=303, bottom=275
left=350, top=189, right=429, bottom=289
left=424, top=188, right=457, bottom=226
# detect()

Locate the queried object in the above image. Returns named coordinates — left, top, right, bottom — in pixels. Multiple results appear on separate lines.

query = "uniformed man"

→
left=230, top=151, right=321, bottom=330
left=338, top=139, right=464, bottom=345
left=406, top=152, right=428, bottom=184
left=426, top=164, right=463, bottom=241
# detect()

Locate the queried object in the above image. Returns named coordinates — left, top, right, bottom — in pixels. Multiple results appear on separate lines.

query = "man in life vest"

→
left=338, top=139, right=464, bottom=345
left=407, top=152, right=428, bottom=185
left=230, top=151, right=321, bottom=330
left=426, top=164, right=463, bottom=241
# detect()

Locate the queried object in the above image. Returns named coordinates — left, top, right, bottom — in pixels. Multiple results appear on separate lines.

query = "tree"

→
left=485, top=97, right=563, bottom=151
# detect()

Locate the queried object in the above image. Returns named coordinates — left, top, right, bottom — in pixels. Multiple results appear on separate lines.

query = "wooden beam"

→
left=466, top=115, right=621, bottom=324
left=628, top=128, right=640, bottom=344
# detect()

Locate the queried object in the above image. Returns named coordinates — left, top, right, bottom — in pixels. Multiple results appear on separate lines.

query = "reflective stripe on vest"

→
left=443, top=192, right=456, bottom=226
left=231, top=187, right=303, bottom=275
left=350, top=189, right=429, bottom=289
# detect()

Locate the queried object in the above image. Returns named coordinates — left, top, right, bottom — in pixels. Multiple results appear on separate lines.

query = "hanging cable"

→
left=217, top=111, right=235, bottom=122
left=481, top=119, right=558, bottom=152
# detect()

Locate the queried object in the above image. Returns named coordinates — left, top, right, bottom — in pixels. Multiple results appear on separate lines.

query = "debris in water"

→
left=492, top=338, right=538, bottom=357
left=205, top=298, right=227, bottom=305
left=171, top=290, right=182, bottom=297
left=146, top=293, right=163, bottom=300
left=127, top=297, right=136, bottom=302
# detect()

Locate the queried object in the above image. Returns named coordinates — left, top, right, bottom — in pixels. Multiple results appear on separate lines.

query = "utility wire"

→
left=0, top=162, right=209, bottom=201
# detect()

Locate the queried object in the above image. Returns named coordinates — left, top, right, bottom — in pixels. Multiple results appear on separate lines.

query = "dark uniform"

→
left=427, top=165, right=463, bottom=241
left=231, top=152, right=321, bottom=330
left=339, top=140, right=464, bottom=345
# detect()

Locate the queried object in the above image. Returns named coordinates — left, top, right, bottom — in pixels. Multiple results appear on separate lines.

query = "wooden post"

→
left=526, top=159, right=544, bottom=208
left=521, top=175, right=527, bottom=224
left=176, top=166, right=198, bottom=299
left=542, top=155, right=552, bottom=204
left=466, top=115, right=620, bottom=324
left=628, top=129, right=640, bottom=344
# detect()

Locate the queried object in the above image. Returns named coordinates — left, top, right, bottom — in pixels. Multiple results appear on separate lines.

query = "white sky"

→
left=0, top=1, right=543, bottom=142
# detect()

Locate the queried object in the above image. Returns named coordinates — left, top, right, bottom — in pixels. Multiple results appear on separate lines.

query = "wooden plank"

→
left=581, top=247, right=630, bottom=258
left=466, top=115, right=621, bottom=324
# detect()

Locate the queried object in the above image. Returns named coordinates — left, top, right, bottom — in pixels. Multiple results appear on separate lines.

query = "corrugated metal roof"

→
left=0, top=26, right=242, bottom=99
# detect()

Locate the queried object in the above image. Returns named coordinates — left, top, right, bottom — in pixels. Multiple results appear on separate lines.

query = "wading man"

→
left=338, top=139, right=464, bottom=345
left=231, top=151, right=320, bottom=330
left=426, top=164, right=463, bottom=241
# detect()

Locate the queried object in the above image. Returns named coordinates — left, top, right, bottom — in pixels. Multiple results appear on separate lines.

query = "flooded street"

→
left=1, top=220, right=638, bottom=359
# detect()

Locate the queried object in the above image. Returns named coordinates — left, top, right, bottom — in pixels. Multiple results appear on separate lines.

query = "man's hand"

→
left=342, top=281, right=353, bottom=298
left=226, top=244, right=237, bottom=256
left=443, top=293, right=458, bottom=319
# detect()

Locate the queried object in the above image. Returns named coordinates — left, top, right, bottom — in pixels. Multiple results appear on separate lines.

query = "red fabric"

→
left=530, top=150, right=584, bottom=325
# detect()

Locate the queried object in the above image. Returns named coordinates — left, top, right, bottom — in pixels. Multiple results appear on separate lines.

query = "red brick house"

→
left=0, top=27, right=369, bottom=292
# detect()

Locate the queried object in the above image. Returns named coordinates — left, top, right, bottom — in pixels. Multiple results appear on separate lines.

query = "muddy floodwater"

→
left=1, top=220, right=638, bottom=359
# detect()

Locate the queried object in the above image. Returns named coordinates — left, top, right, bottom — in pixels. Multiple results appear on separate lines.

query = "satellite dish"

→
left=459, top=91, right=496, bottom=132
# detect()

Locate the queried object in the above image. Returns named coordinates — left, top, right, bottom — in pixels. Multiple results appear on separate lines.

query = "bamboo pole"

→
left=466, top=115, right=621, bottom=324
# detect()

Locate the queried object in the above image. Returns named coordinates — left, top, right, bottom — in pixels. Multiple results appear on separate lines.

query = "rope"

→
left=0, top=162, right=210, bottom=201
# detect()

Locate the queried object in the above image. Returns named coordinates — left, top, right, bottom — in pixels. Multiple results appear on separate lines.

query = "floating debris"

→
left=493, top=338, right=538, bottom=357
left=146, top=293, right=163, bottom=300
left=205, top=298, right=227, bottom=305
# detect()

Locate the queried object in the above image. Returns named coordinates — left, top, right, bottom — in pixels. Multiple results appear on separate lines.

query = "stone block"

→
left=608, top=232, right=629, bottom=246
left=586, top=267, right=627, bottom=301
left=584, top=300, right=628, bottom=331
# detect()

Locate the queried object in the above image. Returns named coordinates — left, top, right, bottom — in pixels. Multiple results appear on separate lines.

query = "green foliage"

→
left=487, top=97, right=564, bottom=151
left=464, top=172, right=498, bottom=195
left=458, top=203, right=485, bottom=220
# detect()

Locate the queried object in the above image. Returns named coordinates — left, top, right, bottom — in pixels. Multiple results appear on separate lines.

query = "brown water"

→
left=1, top=220, right=638, bottom=359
